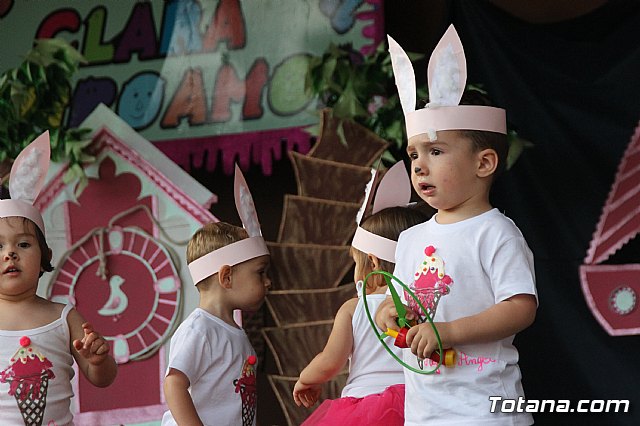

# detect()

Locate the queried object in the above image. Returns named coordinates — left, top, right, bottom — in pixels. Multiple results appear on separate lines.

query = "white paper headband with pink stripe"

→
left=388, top=25, right=506, bottom=139
left=187, top=165, right=269, bottom=285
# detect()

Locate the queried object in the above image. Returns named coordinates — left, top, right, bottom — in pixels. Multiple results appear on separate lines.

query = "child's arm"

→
left=293, top=298, right=356, bottom=407
left=406, top=293, right=537, bottom=359
left=164, top=368, right=204, bottom=426
left=68, top=309, right=117, bottom=387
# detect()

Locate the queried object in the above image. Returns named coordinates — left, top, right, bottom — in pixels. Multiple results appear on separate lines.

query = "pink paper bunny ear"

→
left=188, top=164, right=269, bottom=285
left=9, top=131, right=50, bottom=204
left=372, top=161, right=411, bottom=214
left=0, top=131, right=50, bottom=234
left=388, top=24, right=506, bottom=139
left=234, top=164, right=262, bottom=238
left=351, top=161, right=411, bottom=262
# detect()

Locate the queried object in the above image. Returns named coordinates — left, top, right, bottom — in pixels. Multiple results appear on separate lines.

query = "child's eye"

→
left=18, top=242, right=31, bottom=248
left=408, top=152, right=418, bottom=160
left=430, top=148, right=442, bottom=156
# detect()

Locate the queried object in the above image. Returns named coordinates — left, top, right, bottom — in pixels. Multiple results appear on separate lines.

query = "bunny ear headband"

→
left=388, top=24, right=506, bottom=140
left=351, top=161, right=411, bottom=262
left=0, top=131, right=50, bottom=235
left=188, top=164, right=269, bottom=285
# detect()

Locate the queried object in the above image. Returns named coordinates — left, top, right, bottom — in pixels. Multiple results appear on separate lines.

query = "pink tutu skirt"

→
left=301, top=384, right=404, bottom=426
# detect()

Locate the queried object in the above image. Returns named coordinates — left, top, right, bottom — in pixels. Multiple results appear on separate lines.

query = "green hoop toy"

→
left=361, top=270, right=445, bottom=374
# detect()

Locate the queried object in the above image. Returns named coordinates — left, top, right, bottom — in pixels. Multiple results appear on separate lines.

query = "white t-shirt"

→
left=392, top=209, right=537, bottom=425
left=341, top=293, right=405, bottom=398
left=161, top=308, right=257, bottom=426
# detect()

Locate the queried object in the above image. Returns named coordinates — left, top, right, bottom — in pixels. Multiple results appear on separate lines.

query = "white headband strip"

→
left=351, top=227, right=396, bottom=263
left=0, top=203, right=45, bottom=235
left=188, top=236, right=269, bottom=285
left=405, top=105, right=506, bottom=138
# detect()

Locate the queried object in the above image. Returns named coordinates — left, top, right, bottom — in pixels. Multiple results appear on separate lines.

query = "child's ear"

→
left=476, top=148, right=498, bottom=178
left=218, top=265, right=233, bottom=289
left=367, top=254, right=381, bottom=271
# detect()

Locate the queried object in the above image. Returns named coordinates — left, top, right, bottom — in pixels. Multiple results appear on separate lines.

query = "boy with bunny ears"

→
left=162, top=165, right=271, bottom=426
left=375, top=25, right=538, bottom=425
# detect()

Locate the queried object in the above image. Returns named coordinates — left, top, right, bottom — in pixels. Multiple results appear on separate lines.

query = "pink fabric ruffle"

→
left=302, top=384, right=404, bottom=426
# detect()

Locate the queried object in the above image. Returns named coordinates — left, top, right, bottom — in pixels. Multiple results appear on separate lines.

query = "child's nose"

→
left=3, top=251, right=18, bottom=261
left=414, top=165, right=427, bottom=175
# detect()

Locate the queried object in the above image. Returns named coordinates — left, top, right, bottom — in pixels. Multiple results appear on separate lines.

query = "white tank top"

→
left=0, top=304, right=75, bottom=426
left=341, top=293, right=405, bottom=398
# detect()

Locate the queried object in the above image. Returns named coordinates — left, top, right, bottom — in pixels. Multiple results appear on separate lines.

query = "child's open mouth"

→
left=418, top=183, right=435, bottom=195
left=3, top=266, right=19, bottom=274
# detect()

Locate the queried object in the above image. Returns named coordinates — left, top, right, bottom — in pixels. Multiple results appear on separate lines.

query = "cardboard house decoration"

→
left=35, top=104, right=217, bottom=425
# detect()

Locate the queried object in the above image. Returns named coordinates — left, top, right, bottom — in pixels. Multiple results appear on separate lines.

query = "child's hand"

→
left=406, top=321, right=452, bottom=360
left=73, top=322, right=110, bottom=366
left=374, top=297, right=415, bottom=331
left=293, top=380, right=321, bottom=408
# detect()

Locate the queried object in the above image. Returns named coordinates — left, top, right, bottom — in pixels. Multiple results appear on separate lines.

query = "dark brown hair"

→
left=419, top=90, right=509, bottom=179
left=459, top=90, right=508, bottom=179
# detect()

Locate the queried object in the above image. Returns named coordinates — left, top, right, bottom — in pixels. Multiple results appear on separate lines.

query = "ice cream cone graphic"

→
left=233, top=355, right=257, bottom=426
left=407, top=245, right=453, bottom=321
left=0, top=336, right=55, bottom=426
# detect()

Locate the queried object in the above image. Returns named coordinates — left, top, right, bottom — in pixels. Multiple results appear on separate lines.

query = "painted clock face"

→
left=47, top=226, right=181, bottom=363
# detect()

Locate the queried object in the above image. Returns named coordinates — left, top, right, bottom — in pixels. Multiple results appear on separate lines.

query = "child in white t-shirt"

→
left=376, top=26, right=538, bottom=425
left=162, top=167, right=271, bottom=426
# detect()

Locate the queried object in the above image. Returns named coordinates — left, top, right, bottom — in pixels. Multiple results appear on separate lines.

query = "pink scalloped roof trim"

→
left=584, top=121, right=640, bottom=264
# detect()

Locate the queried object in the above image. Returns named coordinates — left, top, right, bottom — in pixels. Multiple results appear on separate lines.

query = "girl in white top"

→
left=0, top=133, right=117, bottom=426
left=293, top=205, right=428, bottom=426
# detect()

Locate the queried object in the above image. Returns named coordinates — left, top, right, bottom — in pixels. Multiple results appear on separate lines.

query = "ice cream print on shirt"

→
left=234, top=355, right=257, bottom=426
left=406, top=245, right=454, bottom=321
left=0, top=336, right=55, bottom=426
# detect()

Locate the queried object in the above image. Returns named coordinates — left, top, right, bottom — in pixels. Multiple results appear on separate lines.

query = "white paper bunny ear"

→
left=388, top=24, right=506, bottom=140
left=355, top=168, right=376, bottom=225
left=426, top=24, right=467, bottom=107
left=187, top=165, right=269, bottom=285
left=351, top=161, right=411, bottom=262
left=0, top=131, right=50, bottom=235
left=234, top=164, right=262, bottom=238
left=387, top=35, right=416, bottom=116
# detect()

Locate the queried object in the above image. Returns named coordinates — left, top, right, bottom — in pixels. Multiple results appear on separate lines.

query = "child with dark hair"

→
left=376, top=26, right=538, bottom=425
left=0, top=133, right=117, bottom=426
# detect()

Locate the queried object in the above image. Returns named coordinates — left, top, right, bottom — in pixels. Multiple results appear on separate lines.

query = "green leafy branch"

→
left=0, top=38, right=94, bottom=192
left=304, top=41, right=531, bottom=169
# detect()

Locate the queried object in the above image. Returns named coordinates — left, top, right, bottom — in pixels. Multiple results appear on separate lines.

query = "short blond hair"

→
left=187, top=222, right=248, bottom=264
